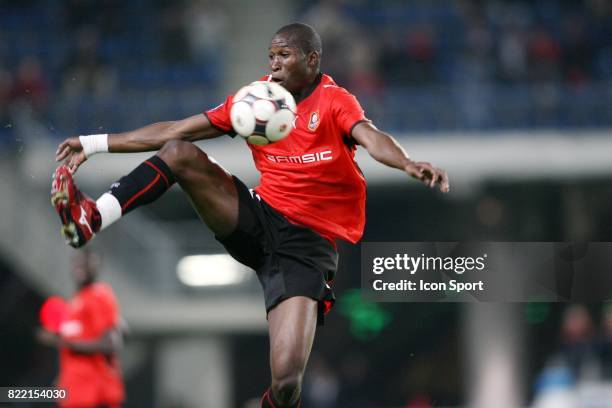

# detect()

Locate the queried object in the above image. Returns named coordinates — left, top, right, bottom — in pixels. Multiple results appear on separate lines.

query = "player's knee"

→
left=271, top=373, right=302, bottom=405
left=158, top=140, right=207, bottom=176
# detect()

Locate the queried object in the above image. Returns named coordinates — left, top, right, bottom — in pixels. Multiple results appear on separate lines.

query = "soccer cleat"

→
left=51, top=165, right=101, bottom=248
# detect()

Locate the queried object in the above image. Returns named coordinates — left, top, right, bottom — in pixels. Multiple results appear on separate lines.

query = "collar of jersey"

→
left=294, top=72, right=323, bottom=105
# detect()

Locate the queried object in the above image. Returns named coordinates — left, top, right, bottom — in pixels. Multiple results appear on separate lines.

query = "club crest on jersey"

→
left=308, top=111, right=320, bottom=131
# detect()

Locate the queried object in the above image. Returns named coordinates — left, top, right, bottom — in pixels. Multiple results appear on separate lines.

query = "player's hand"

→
left=35, top=327, right=62, bottom=347
left=55, top=137, right=87, bottom=174
left=404, top=160, right=450, bottom=193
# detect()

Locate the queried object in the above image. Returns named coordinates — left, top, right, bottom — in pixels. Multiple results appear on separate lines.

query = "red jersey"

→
left=205, top=74, right=369, bottom=243
left=58, top=282, right=124, bottom=407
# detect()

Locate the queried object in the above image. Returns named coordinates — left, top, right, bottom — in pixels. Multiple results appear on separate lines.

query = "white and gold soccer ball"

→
left=230, top=81, right=296, bottom=145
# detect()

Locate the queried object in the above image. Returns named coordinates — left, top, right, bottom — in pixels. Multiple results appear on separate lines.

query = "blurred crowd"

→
left=299, top=0, right=612, bottom=129
left=0, top=0, right=228, bottom=144
left=301, top=0, right=612, bottom=90
left=1, top=0, right=611, bottom=145
left=533, top=304, right=612, bottom=407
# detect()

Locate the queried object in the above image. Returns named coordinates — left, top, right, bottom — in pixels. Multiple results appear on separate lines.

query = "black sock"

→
left=260, top=388, right=277, bottom=408
left=109, top=155, right=175, bottom=215
left=260, top=388, right=300, bottom=408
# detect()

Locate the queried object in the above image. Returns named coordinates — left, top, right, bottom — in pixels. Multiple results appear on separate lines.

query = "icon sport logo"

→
left=308, top=111, right=320, bottom=131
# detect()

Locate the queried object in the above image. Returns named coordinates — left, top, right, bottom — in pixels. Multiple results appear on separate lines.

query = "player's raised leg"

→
left=261, top=296, right=318, bottom=407
left=156, top=139, right=239, bottom=237
left=52, top=139, right=239, bottom=247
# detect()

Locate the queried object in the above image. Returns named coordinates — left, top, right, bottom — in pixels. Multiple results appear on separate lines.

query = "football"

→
left=230, top=81, right=297, bottom=145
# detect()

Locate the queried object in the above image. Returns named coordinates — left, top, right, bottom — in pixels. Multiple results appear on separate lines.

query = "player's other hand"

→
left=35, top=327, right=62, bottom=347
left=404, top=160, right=450, bottom=193
left=55, top=137, right=87, bottom=174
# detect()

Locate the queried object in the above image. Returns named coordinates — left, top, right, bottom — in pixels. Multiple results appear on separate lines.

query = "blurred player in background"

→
left=37, top=251, right=125, bottom=408
left=51, top=23, right=448, bottom=407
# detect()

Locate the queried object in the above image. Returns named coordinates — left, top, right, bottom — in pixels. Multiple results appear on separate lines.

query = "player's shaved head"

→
left=269, top=22, right=322, bottom=94
left=274, top=23, right=322, bottom=57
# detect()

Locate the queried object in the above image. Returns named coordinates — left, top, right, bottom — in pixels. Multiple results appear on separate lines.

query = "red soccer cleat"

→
left=51, top=165, right=101, bottom=248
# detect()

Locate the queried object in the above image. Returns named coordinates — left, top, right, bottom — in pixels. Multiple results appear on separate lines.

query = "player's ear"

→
left=307, top=51, right=319, bottom=68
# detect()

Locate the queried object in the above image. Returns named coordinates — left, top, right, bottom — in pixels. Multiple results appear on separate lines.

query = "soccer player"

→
left=37, top=251, right=125, bottom=408
left=52, top=23, right=449, bottom=407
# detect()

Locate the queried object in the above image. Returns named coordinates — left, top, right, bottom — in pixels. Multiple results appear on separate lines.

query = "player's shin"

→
left=96, top=156, right=175, bottom=230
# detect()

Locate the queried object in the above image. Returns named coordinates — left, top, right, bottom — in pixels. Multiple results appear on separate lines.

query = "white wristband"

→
left=79, top=134, right=109, bottom=157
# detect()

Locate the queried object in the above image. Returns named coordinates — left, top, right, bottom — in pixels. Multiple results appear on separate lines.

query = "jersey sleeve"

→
left=203, top=95, right=236, bottom=136
left=90, top=284, right=119, bottom=335
left=331, top=89, right=370, bottom=137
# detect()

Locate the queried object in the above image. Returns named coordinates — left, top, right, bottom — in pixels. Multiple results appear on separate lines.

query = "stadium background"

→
left=1, top=0, right=611, bottom=406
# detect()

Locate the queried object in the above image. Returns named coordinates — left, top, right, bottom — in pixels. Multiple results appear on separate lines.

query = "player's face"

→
left=268, top=35, right=312, bottom=94
left=70, top=253, right=96, bottom=287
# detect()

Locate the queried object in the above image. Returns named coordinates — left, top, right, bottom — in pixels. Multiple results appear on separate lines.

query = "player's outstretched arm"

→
left=352, top=122, right=450, bottom=193
left=36, top=327, right=123, bottom=355
left=55, top=113, right=224, bottom=173
left=62, top=327, right=123, bottom=355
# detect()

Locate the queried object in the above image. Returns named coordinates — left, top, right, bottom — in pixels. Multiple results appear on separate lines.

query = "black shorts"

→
left=217, top=176, right=338, bottom=326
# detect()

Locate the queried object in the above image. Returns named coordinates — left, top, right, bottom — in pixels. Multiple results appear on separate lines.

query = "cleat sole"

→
left=61, top=223, right=78, bottom=245
left=50, top=173, right=70, bottom=207
left=51, top=191, right=68, bottom=206
left=51, top=165, right=96, bottom=248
